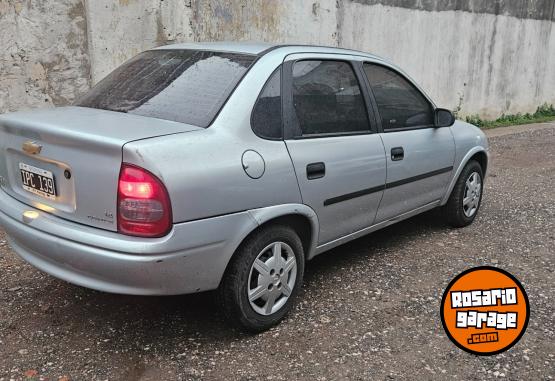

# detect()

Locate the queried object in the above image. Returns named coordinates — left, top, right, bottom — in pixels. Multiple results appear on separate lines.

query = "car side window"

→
left=292, top=60, right=370, bottom=136
left=363, top=63, right=434, bottom=130
left=252, top=68, right=282, bottom=139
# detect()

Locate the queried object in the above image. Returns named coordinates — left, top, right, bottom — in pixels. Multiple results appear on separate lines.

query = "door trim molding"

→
left=385, top=166, right=453, bottom=189
left=323, top=166, right=453, bottom=206
left=324, top=184, right=385, bottom=206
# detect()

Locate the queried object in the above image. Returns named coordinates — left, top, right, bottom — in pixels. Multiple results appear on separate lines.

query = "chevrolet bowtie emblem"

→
left=22, top=141, right=42, bottom=155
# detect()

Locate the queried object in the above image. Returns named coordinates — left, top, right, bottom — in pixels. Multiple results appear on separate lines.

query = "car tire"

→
left=218, top=224, right=305, bottom=332
left=444, top=160, right=484, bottom=228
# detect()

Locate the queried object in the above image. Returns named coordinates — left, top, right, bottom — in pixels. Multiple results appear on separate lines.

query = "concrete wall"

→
left=0, top=0, right=91, bottom=112
left=1, top=0, right=554, bottom=119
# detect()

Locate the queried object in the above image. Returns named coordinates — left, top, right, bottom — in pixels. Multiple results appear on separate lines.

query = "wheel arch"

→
left=217, top=204, right=319, bottom=290
left=472, top=150, right=488, bottom=176
left=246, top=204, right=319, bottom=260
left=441, top=147, right=489, bottom=205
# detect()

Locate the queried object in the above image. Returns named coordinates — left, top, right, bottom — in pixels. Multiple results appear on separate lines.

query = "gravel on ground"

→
left=0, top=123, right=554, bottom=381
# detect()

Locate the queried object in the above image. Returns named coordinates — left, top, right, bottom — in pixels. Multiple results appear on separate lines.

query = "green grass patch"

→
left=465, top=103, right=555, bottom=129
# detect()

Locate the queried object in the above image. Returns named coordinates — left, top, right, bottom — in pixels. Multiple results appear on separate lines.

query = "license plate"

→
left=19, top=163, right=57, bottom=200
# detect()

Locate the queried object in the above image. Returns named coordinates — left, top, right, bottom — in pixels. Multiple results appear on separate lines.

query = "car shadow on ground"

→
left=37, top=208, right=449, bottom=344
left=303, top=208, right=447, bottom=280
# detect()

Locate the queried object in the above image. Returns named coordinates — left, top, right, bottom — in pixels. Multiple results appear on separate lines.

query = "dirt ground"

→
left=0, top=123, right=554, bottom=381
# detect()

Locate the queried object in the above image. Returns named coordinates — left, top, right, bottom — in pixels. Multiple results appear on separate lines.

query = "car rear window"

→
left=76, top=50, right=256, bottom=127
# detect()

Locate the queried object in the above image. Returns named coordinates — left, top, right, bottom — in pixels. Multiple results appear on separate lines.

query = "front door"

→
left=283, top=55, right=387, bottom=244
left=362, top=63, right=456, bottom=222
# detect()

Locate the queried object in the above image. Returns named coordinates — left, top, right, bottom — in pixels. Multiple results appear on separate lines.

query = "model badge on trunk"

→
left=22, top=141, right=42, bottom=155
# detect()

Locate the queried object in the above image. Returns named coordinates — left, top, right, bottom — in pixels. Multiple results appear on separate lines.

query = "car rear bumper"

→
left=0, top=189, right=257, bottom=295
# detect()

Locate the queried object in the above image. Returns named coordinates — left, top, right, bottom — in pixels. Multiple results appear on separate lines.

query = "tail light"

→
left=118, top=164, right=172, bottom=237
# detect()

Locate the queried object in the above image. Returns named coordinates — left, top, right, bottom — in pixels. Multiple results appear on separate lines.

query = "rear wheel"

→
left=445, top=160, right=484, bottom=227
left=218, top=225, right=304, bottom=332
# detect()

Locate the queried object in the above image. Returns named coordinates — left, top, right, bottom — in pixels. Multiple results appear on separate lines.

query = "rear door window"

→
left=76, top=50, right=256, bottom=128
left=291, top=60, right=370, bottom=137
left=363, top=63, right=434, bottom=130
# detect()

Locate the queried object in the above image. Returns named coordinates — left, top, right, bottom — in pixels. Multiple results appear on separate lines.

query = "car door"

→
left=362, top=63, right=456, bottom=222
left=283, top=54, right=387, bottom=244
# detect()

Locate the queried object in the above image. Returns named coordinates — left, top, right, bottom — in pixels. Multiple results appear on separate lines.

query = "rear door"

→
left=283, top=54, right=387, bottom=244
left=362, top=63, right=455, bottom=222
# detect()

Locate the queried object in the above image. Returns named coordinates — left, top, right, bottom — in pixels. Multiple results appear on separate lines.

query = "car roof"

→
left=153, top=41, right=275, bottom=55
left=153, top=41, right=385, bottom=61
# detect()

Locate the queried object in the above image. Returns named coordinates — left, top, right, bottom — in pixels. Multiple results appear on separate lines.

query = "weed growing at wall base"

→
left=465, top=104, right=555, bottom=129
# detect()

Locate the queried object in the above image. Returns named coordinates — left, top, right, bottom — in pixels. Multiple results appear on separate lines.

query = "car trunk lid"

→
left=0, top=106, right=201, bottom=231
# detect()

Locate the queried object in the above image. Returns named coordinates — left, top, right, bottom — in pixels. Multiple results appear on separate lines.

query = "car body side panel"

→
left=286, top=136, right=386, bottom=244
left=123, top=130, right=302, bottom=224
left=441, top=121, right=489, bottom=204
left=375, top=127, right=456, bottom=222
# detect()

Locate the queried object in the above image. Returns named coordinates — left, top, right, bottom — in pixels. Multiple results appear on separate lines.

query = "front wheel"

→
left=217, top=225, right=305, bottom=332
left=444, top=160, right=484, bottom=228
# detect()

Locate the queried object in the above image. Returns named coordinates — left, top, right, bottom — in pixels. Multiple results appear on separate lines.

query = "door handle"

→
left=391, top=147, right=404, bottom=161
left=306, top=162, right=325, bottom=180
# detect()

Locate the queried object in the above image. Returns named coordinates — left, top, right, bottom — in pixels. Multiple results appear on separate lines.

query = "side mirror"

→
left=435, top=108, right=456, bottom=127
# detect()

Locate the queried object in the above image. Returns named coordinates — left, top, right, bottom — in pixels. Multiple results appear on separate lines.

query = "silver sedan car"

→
left=0, top=42, right=488, bottom=331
